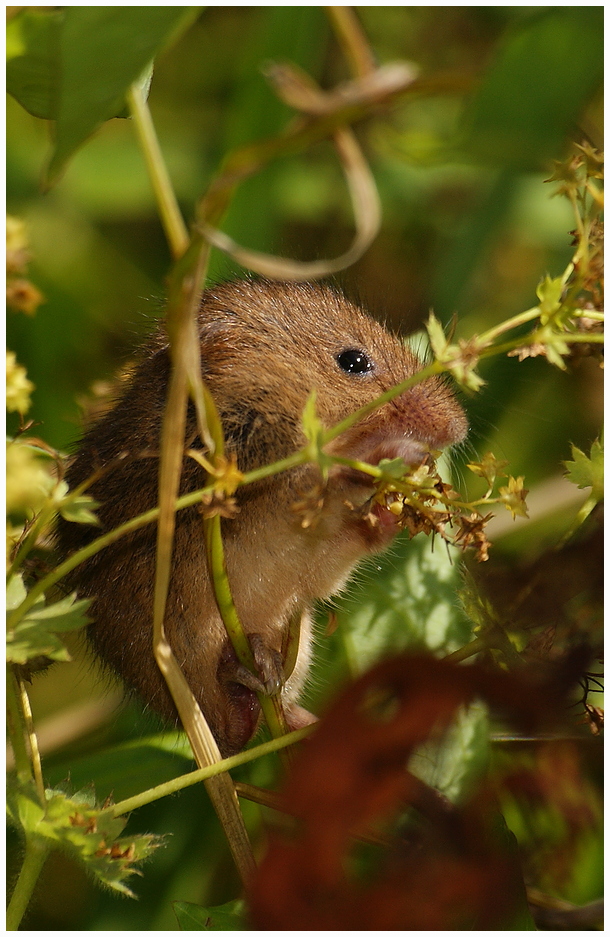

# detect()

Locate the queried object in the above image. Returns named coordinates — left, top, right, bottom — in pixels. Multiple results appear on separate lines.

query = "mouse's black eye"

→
left=336, top=348, right=373, bottom=375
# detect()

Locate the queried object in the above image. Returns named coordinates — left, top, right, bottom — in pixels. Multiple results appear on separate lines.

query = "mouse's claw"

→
left=218, top=633, right=285, bottom=697
left=248, top=633, right=285, bottom=695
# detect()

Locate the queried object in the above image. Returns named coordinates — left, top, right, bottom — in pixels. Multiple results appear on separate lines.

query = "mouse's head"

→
left=196, top=279, right=467, bottom=474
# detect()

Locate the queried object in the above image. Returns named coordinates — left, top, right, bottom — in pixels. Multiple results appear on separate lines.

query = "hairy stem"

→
left=443, top=637, right=488, bottom=664
left=6, top=837, right=50, bottom=931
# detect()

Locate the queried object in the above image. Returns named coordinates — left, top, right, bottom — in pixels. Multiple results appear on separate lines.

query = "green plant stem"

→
left=573, top=309, right=604, bottom=320
left=479, top=329, right=604, bottom=361
left=236, top=449, right=309, bottom=486
left=322, top=359, right=445, bottom=445
left=443, top=637, right=488, bottom=664
left=477, top=305, right=541, bottom=344
left=204, top=515, right=290, bottom=742
left=6, top=668, right=33, bottom=788
left=555, top=331, right=604, bottom=343
left=6, top=837, right=50, bottom=931
left=204, top=516, right=257, bottom=668
left=554, top=493, right=599, bottom=549
left=107, top=725, right=313, bottom=819
left=127, top=82, right=189, bottom=259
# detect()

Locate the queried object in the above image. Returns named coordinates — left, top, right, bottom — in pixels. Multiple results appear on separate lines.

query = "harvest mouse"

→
left=57, top=279, right=467, bottom=755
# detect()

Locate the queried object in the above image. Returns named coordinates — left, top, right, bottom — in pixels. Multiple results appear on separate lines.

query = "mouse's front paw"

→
left=218, top=633, right=285, bottom=697
left=248, top=633, right=285, bottom=695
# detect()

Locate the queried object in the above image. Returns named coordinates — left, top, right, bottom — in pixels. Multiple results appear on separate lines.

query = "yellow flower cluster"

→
left=6, top=350, right=34, bottom=414
left=6, top=439, right=54, bottom=516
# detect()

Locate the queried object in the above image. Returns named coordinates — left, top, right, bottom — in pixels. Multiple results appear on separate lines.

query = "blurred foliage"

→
left=6, top=6, right=603, bottom=931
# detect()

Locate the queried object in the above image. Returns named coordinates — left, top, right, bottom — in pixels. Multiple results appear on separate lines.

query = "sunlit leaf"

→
left=564, top=439, right=603, bottom=501
left=55, top=484, right=101, bottom=525
left=7, top=591, right=91, bottom=664
left=425, top=310, right=449, bottom=360
left=6, top=9, right=63, bottom=119
left=410, top=703, right=489, bottom=804
left=336, top=531, right=474, bottom=671
left=7, top=7, right=200, bottom=185
left=6, top=572, right=27, bottom=611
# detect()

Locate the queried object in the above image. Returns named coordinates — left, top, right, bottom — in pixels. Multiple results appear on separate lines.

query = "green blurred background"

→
left=7, top=6, right=603, bottom=930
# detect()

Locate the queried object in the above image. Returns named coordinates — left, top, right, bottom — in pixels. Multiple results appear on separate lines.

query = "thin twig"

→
left=106, top=726, right=313, bottom=819
left=127, top=81, right=189, bottom=259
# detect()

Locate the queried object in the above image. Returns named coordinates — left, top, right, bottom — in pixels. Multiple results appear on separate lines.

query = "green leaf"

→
left=335, top=530, right=473, bottom=673
left=425, top=311, right=449, bottom=360
left=59, top=493, right=101, bottom=526
left=6, top=8, right=63, bottom=119
left=463, top=8, right=603, bottom=168
left=541, top=333, right=569, bottom=371
left=7, top=591, right=91, bottom=664
left=564, top=439, right=603, bottom=501
left=409, top=703, right=489, bottom=803
left=309, top=530, right=483, bottom=803
left=377, top=457, right=410, bottom=480
left=536, top=274, right=564, bottom=324
left=7, top=780, right=163, bottom=898
left=7, top=7, right=200, bottom=185
left=174, top=899, right=246, bottom=931
left=6, top=573, right=27, bottom=611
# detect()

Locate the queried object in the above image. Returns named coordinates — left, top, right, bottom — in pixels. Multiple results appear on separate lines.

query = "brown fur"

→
left=57, top=280, right=467, bottom=754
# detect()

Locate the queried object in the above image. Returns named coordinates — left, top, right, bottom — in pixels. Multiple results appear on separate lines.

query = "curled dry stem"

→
left=199, top=124, right=382, bottom=280
left=197, top=45, right=417, bottom=279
